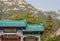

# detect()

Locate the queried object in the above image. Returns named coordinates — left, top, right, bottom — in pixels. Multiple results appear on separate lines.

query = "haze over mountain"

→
left=44, top=10, right=60, bottom=20
left=0, top=0, right=45, bottom=20
left=37, top=7, right=60, bottom=20
left=0, top=0, right=60, bottom=21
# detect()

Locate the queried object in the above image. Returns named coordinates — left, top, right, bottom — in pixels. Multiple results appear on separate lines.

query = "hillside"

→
left=47, top=35, right=60, bottom=41
left=0, top=0, right=45, bottom=19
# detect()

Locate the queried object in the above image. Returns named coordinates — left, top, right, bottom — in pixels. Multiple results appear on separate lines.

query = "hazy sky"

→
left=26, top=0, right=60, bottom=11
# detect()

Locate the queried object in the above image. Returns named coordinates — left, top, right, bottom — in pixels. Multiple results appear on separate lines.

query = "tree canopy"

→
left=8, top=11, right=42, bottom=24
left=41, top=14, right=58, bottom=41
left=47, top=35, right=60, bottom=41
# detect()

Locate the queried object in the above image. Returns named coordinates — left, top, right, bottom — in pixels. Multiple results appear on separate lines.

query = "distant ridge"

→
left=0, top=0, right=45, bottom=19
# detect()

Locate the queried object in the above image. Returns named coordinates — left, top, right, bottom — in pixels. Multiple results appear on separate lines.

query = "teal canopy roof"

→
left=0, top=20, right=27, bottom=27
left=0, top=20, right=44, bottom=31
left=26, top=24, right=44, bottom=31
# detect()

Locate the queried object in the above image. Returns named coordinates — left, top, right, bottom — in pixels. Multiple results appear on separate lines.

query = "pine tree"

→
left=45, top=13, right=57, bottom=33
left=41, top=14, right=58, bottom=41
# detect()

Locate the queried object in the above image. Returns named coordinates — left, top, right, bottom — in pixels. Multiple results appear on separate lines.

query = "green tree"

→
left=8, top=11, right=41, bottom=24
left=26, top=16, right=41, bottom=24
left=58, top=21, right=60, bottom=27
left=9, top=14, right=25, bottom=20
left=47, top=35, right=60, bottom=41
left=45, top=14, right=57, bottom=33
left=41, top=14, right=58, bottom=41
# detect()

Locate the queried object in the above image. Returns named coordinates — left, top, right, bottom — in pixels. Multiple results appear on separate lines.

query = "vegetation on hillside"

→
left=47, top=35, right=60, bottom=41
left=58, top=21, right=60, bottom=27
left=8, top=11, right=42, bottom=24
left=41, top=14, right=58, bottom=41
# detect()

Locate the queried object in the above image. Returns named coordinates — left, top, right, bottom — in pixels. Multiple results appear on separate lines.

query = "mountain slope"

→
left=0, top=0, right=49, bottom=20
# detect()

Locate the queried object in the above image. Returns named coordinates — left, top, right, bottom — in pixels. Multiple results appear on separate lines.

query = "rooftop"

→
left=0, top=20, right=27, bottom=27
left=26, top=24, right=44, bottom=31
left=0, top=20, right=44, bottom=31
